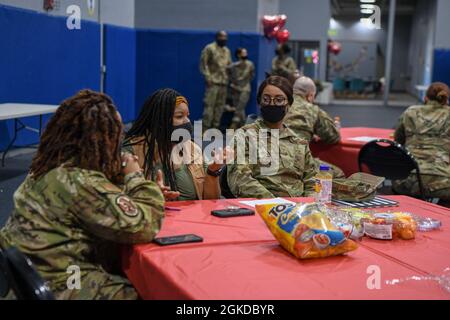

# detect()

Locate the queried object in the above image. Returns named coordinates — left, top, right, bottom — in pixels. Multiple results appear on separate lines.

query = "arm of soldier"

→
left=199, top=47, right=212, bottom=84
left=227, top=134, right=274, bottom=199
left=315, top=109, right=341, bottom=144
left=280, top=58, right=296, bottom=74
left=72, top=171, right=165, bottom=244
left=394, top=114, right=406, bottom=145
left=241, top=63, right=255, bottom=83
left=302, top=145, right=319, bottom=197
left=272, top=58, right=278, bottom=72
left=227, top=163, right=274, bottom=199
left=249, top=63, right=256, bottom=82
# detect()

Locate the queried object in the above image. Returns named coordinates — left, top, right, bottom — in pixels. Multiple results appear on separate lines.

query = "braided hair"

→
left=30, top=90, right=124, bottom=183
left=125, top=88, right=181, bottom=191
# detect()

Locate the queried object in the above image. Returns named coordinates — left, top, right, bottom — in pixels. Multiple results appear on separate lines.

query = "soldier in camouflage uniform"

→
left=200, top=30, right=232, bottom=130
left=0, top=90, right=165, bottom=300
left=284, top=76, right=345, bottom=179
left=393, top=82, right=450, bottom=201
left=227, top=76, right=318, bottom=198
left=271, top=44, right=297, bottom=79
left=229, top=48, right=255, bottom=126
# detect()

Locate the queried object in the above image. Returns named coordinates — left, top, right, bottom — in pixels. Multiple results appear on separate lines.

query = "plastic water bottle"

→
left=334, top=116, right=341, bottom=132
left=314, top=165, right=333, bottom=204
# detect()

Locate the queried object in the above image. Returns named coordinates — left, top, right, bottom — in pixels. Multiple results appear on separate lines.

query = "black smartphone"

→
left=211, top=208, right=255, bottom=218
left=153, top=234, right=203, bottom=246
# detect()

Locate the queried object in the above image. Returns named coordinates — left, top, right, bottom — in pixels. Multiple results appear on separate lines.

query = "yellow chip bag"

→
left=256, top=202, right=358, bottom=259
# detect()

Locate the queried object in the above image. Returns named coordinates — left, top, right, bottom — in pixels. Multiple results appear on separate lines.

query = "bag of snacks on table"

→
left=361, top=212, right=417, bottom=240
left=339, top=208, right=372, bottom=240
left=256, top=202, right=358, bottom=259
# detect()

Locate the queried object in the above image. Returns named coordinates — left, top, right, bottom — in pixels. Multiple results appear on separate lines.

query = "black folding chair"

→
left=0, top=249, right=10, bottom=298
left=358, top=139, right=426, bottom=201
left=220, top=166, right=236, bottom=199
left=0, top=247, right=55, bottom=300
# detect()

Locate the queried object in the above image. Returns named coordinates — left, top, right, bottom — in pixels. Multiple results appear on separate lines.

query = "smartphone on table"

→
left=153, top=234, right=203, bottom=246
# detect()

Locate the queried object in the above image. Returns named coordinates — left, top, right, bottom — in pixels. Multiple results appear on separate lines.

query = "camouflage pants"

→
left=393, top=174, right=450, bottom=201
left=231, top=89, right=251, bottom=124
left=55, top=271, right=138, bottom=300
left=1, top=271, right=138, bottom=301
left=203, top=84, right=227, bottom=129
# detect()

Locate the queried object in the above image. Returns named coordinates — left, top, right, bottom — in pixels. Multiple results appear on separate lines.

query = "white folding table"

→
left=0, top=103, right=59, bottom=166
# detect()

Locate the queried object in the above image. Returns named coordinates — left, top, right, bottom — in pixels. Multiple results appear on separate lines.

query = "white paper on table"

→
left=348, top=136, right=383, bottom=142
left=239, top=198, right=297, bottom=208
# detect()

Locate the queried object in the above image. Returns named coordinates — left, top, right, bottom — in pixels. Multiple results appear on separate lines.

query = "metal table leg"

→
left=1, top=119, right=26, bottom=167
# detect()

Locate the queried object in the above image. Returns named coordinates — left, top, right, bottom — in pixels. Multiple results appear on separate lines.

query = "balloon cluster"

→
left=328, top=41, right=342, bottom=55
left=262, top=15, right=290, bottom=44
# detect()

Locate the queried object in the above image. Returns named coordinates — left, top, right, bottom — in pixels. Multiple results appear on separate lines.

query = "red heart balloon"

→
left=262, top=15, right=281, bottom=39
left=276, top=29, right=290, bottom=44
left=328, top=41, right=342, bottom=55
left=278, top=14, right=287, bottom=29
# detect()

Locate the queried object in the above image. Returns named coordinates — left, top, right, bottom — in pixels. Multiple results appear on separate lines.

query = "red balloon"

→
left=262, top=15, right=280, bottom=39
left=276, top=29, right=290, bottom=44
left=278, top=14, right=287, bottom=29
left=328, top=41, right=342, bottom=55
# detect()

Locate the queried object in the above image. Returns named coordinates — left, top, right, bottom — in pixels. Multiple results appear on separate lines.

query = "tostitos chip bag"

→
left=256, top=202, right=358, bottom=259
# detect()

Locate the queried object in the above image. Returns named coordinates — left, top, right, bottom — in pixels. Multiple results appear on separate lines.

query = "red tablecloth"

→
left=310, top=127, right=394, bottom=177
left=122, top=196, right=450, bottom=300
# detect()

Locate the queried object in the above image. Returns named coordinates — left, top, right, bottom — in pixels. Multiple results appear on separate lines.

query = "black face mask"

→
left=171, top=122, right=193, bottom=144
left=217, top=39, right=227, bottom=47
left=260, top=105, right=288, bottom=123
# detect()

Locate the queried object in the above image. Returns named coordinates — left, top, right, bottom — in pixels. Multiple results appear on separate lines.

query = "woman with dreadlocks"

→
left=124, top=88, right=232, bottom=201
left=0, top=90, right=165, bottom=300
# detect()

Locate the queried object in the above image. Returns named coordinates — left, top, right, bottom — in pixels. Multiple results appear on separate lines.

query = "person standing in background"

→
left=271, top=44, right=296, bottom=79
left=200, top=30, right=232, bottom=130
left=229, top=48, right=255, bottom=127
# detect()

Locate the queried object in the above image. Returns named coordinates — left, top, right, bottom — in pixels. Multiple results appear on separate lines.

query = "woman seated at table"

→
left=124, top=88, right=232, bottom=201
left=393, top=82, right=450, bottom=201
left=227, top=76, right=318, bottom=198
left=0, top=90, right=165, bottom=300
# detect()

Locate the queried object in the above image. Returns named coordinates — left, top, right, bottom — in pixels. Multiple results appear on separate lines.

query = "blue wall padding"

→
left=433, top=49, right=450, bottom=87
left=0, top=4, right=100, bottom=150
left=0, top=4, right=276, bottom=151
left=132, top=29, right=275, bottom=121
left=104, top=25, right=137, bottom=123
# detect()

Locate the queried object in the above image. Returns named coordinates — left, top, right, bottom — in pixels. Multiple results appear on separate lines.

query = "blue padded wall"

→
left=0, top=4, right=276, bottom=152
left=0, top=5, right=100, bottom=151
left=134, top=29, right=276, bottom=121
left=433, top=49, right=450, bottom=88
left=104, top=25, right=137, bottom=123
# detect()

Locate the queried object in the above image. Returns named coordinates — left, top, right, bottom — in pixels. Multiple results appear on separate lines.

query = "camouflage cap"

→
left=332, top=173, right=385, bottom=202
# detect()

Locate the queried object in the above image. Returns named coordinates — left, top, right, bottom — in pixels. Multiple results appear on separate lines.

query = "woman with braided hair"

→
left=0, top=90, right=165, bottom=299
left=124, top=88, right=233, bottom=201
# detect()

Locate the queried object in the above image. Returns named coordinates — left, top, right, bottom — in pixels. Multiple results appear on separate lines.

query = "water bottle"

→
left=314, top=165, right=333, bottom=204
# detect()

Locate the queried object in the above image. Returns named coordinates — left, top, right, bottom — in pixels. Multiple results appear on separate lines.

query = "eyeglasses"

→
left=261, top=95, right=287, bottom=106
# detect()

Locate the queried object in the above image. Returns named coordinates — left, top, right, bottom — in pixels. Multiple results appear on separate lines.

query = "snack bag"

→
left=362, top=212, right=417, bottom=240
left=339, top=208, right=372, bottom=240
left=256, top=202, right=358, bottom=259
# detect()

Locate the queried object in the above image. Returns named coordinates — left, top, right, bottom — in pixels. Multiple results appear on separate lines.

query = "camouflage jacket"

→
left=0, top=167, right=165, bottom=292
left=271, top=56, right=296, bottom=78
left=200, top=42, right=232, bottom=85
left=227, top=119, right=318, bottom=199
left=394, top=101, right=450, bottom=178
left=229, top=59, right=255, bottom=93
left=284, top=95, right=341, bottom=144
